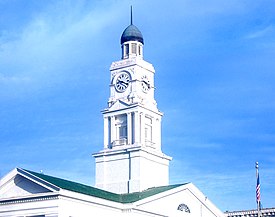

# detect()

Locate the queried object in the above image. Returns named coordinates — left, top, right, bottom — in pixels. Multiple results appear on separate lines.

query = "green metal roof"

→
left=24, top=169, right=186, bottom=204
left=120, top=184, right=186, bottom=203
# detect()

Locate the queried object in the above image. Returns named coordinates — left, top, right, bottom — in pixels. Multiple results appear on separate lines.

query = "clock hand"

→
left=118, top=80, right=129, bottom=89
left=143, top=81, right=150, bottom=89
left=119, top=80, right=128, bottom=86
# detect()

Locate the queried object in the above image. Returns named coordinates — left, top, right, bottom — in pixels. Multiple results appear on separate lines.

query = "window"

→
left=131, top=43, right=137, bottom=54
left=177, top=204, right=190, bottom=213
left=119, top=125, right=127, bottom=139
left=115, top=114, right=127, bottom=145
left=145, top=116, right=152, bottom=142
left=124, top=44, right=129, bottom=57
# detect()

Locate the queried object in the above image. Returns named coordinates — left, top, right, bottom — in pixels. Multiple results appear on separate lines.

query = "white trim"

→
left=0, top=193, right=59, bottom=205
left=17, top=168, right=60, bottom=192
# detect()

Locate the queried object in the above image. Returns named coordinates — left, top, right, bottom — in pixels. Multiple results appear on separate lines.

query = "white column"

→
left=127, top=112, right=132, bottom=145
left=111, top=116, right=116, bottom=145
left=103, top=116, right=109, bottom=149
left=151, top=117, right=156, bottom=149
left=134, top=111, right=140, bottom=144
left=140, top=112, right=145, bottom=146
left=157, top=118, right=162, bottom=150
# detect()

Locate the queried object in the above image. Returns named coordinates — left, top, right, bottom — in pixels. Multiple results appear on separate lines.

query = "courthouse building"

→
left=0, top=16, right=225, bottom=217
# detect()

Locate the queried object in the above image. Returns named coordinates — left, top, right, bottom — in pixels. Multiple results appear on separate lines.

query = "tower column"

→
left=127, top=112, right=132, bottom=145
left=110, top=116, right=116, bottom=146
left=134, top=111, right=140, bottom=144
left=156, top=118, right=161, bottom=150
left=103, top=117, right=109, bottom=149
left=151, top=117, right=156, bottom=149
left=140, top=112, right=145, bottom=146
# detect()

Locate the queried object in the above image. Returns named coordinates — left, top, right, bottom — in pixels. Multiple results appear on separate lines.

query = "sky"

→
left=0, top=0, right=275, bottom=212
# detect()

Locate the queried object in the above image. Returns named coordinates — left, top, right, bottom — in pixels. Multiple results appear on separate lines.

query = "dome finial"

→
left=130, top=6, right=133, bottom=25
left=120, top=6, right=144, bottom=45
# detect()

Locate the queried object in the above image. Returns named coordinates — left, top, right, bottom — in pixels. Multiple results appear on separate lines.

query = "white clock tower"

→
left=93, top=14, right=171, bottom=194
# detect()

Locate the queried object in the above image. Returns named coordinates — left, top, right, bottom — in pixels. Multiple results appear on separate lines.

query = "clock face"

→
left=115, top=72, right=130, bottom=92
left=141, top=75, right=150, bottom=93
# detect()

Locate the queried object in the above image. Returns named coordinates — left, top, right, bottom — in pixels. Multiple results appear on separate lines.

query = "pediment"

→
left=0, top=169, right=53, bottom=200
left=108, top=100, right=130, bottom=111
left=134, top=183, right=224, bottom=217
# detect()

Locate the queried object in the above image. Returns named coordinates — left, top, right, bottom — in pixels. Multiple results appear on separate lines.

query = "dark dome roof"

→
left=120, top=24, right=144, bottom=45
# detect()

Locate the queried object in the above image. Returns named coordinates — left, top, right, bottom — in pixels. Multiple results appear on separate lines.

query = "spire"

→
left=120, top=6, right=144, bottom=45
left=130, top=6, right=133, bottom=25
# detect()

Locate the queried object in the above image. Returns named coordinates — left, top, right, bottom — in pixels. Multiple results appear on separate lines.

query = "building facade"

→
left=0, top=14, right=225, bottom=217
left=225, top=208, right=275, bottom=217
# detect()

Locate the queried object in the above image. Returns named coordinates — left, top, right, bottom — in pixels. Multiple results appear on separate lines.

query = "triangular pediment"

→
left=133, top=183, right=224, bottom=217
left=107, top=100, right=131, bottom=112
left=0, top=168, right=57, bottom=200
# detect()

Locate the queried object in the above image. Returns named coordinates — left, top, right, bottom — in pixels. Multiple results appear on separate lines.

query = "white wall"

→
left=135, top=184, right=224, bottom=217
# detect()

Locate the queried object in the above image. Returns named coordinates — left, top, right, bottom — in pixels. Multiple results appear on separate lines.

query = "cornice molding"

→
left=0, top=193, right=59, bottom=205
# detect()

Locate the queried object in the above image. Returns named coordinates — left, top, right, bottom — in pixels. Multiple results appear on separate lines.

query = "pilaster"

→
left=103, top=117, right=109, bottom=149
left=110, top=116, right=116, bottom=145
left=134, top=111, right=140, bottom=145
left=140, top=112, right=145, bottom=146
left=127, top=112, right=132, bottom=145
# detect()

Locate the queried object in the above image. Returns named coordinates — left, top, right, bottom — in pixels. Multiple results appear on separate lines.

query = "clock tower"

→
left=93, top=13, right=171, bottom=194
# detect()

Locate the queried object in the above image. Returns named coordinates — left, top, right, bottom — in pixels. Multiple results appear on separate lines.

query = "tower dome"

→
left=120, top=24, right=144, bottom=45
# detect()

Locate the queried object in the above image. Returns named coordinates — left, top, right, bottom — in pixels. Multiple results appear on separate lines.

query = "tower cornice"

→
left=110, top=57, right=154, bottom=72
left=101, top=102, right=163, bottom=116
left=93, top=146, right=172, bottom=164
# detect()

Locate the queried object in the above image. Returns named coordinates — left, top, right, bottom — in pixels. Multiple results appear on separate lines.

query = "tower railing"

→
left=110, top=139, right=156, bottom=149
left=111, top=138, right=127, bottom=148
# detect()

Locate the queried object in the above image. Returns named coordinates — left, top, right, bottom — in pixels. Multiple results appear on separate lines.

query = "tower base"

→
left=93, top=145, right=172, bottom=194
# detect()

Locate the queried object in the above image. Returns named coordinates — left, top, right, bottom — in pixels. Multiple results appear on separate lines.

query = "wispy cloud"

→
left=0, top=74, right=31, bottom=83
left=0, top=1, right=125, bottom=98
left=245, top=25, right=275, bottom=39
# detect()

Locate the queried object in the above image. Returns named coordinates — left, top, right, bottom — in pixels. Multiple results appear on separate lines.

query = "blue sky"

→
left=1, top=0, right=275, bottom=212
